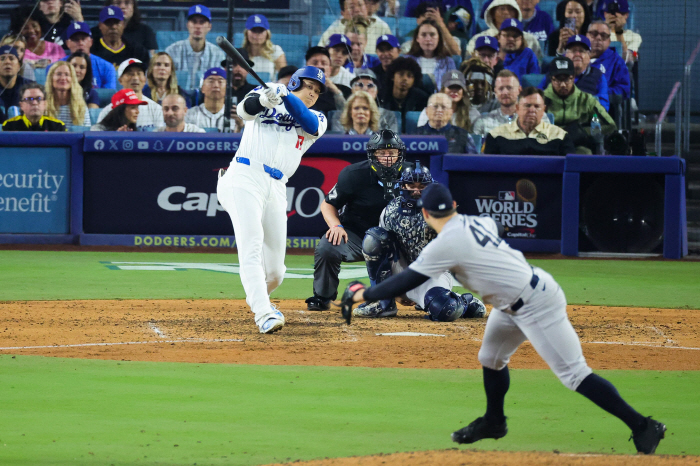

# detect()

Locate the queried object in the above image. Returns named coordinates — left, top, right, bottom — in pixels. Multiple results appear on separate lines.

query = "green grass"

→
left=1, top=251, right=699, bottom=308
left=0, top=355, right=697, bottom=465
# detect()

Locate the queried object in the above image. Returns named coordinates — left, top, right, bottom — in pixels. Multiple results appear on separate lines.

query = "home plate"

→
left=375, top=332, right=445, bottom=337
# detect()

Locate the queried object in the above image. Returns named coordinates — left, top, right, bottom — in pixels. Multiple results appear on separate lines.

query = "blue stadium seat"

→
left=547, top=112, right=555, bottom=124
left=155, top=31, right=188, bottom=49
left=405, top=111, right=421, bottom=134
left=396, top=16, right=416, bottom=39
left=95, top=89, right=115, bottom=108
left=322, top=13, right=337, bottom=31
left=610, top=42, right=623, bottom=57
left=203, top=127, right=219, bottom=133
left=470, top=133, right=483, bottom=153
left=89, top=107, right=102, bottom=124
left=176, top=70, right=203, bottom=90
left=34, top=67, right=46, bottom=85
left=421, top=74, right=435, bottom=94
left=521, top=73, right=545, bottom=88
left=69, top=125, right=90, bottom=132
left=627, top=4, right=635, bottom=30
left=538, top=1, right=558, bottom=21
left=311, top=35, right=322, bottom=47
left=275, top=34, right=311, bottom=69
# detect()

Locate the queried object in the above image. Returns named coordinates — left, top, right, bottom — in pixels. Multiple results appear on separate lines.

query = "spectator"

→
left=368, top=0, right=398, bottom=17
left=40, top=0, right=84, bottom=44
left=445, top=5, right=475, bottom=44
left=326, top=34, right=356, bottom=88
left=332, top=70, right=399, bottom=132
left=67, top=52, right=99, bottom=109
left=400, top=3, right=462, bottom=57
left=305, top=47, right=347, bottom=117
left=472, top=69, right=521, bottom=136
left=220, top=48, right=257, bottom=102
left=0, top=35, right=35, bottom=81
left=2, top=83, right=66, bottom=131
left=472, top=36, right=503, bottom=75
left=544, top=56, right=615, bottom=153
left=564, top=35, right=608, bottom=109
left=90, top=6, right=150, bottom=72
left=185, top=67, right=229, bottom=132
left=243, top=14, right=287, bottom=80
left=142, top=52, right=191, bottom=107
left=460, top=57, right=499, bottom=112
left=164, top=5, right=225, bottom=89
left=10, top=6, right=65, bottom=68
left=405, top=0, right=475, bottom=24
left=370, top=34, right=400, bottom=86
left=345, top=30, right=381, bottom=72
left=44, top=61, right=90, bottom=128
left=0, top=46, right=32, bottom=115
left=277, top=65, right=298, bottom=87
left=548, top=0, right=591, bottom=56
left=91, top=88, right=143, bottom=131
left=498, top=19, right=540, bottom=79
left=96, top=58, right=163, bottom=130
left=318, top=0, right=392, bottom=55
left=587, top=20, right=630, bottom=99
left=517, top=0, right=555, bottom=41
left=378, top=57, right=429, bottom=132
left=417, top=70, right=479, bottom=131
left=62, top=22, right=117, bottom=89
left=156, top=94, right=205, bottom=133
left=484, top=86, right=575, bottom=155
left=467, top=0, right=543, bottom=60
left=602, top=0, right=640, bottom=64
left=338, top=91, right=381, bottom=135
left=406, top=19, right=457, bottom=88
left=92, top=0, right=158, bottom=54
left=416, top=93, right=477, bottom=153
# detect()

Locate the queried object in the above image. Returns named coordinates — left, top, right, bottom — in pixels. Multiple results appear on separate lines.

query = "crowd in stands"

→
left=0, top=0, right=641, bottom=155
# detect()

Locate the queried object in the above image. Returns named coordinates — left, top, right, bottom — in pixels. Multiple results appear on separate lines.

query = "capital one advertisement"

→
left=449, top=173, right=562, bottom=240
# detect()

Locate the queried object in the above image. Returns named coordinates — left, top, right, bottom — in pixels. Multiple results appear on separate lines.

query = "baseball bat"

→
left=216, top=36, right=268, bottom=89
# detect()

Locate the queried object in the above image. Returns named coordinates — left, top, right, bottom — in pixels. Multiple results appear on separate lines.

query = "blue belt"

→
left=509, top=272, right=540, bottom=312
left=236, top=157, right=284, bottom=180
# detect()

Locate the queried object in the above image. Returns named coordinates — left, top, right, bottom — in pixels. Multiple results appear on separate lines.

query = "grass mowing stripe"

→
left=0, top=355, right=697, bottom=466
left=1, top=251, right=700, bottom=308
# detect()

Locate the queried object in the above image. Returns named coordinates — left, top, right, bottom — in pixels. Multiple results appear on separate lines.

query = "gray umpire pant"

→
left=312, top=229, right=365, bottom=300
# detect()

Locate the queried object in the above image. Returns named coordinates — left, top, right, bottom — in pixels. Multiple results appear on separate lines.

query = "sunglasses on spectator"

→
left=21, top=96, right=44, bottom=103
left=352, top=82, right=376, bottom=89
left=588, top=31, right=611, bottom=40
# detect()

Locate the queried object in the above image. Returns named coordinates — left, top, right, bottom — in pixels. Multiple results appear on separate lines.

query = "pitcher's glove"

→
left=336, top=280, right=366, bottom=325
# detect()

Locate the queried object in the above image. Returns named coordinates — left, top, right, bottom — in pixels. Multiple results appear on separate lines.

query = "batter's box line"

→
left=585, top=341, right=700, bottom=350
left=0, top=338, right=244, bottom=351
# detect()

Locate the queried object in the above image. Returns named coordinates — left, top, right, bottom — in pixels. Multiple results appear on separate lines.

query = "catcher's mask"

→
left=367, top=129, right=406, bottom=184
left=399, top=161, right=433, bottom=200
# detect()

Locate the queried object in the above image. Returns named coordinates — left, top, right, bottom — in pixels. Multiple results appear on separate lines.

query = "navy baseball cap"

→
left=500, top=18, right=523, bottom=33
left=327, top=34, right=352, bottom=49
left=0, top=45, right=19, bottom=58
left=188, top=4, right=211, bottom=21
left=65, top=22, right=91, bottom=40
left=474, top=35, right=499, bottom=52
left=549, top=56, right=575, bottom=77
left=246, top=14, right=270, bottom=30
left=418, top=183, right=455, bottom=212
left=376, top=34, right=399, bottom=49
left=99, top=6, right=124, bottom=23
left=566, top=34, right=591, bottom=50
left=203, top=67, right=226, bottom=80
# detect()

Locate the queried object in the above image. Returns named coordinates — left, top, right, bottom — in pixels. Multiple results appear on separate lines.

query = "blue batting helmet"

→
left=424, top=287, right=464, bottom=322
left=400, top=161, right=433, bottom=199
left=287, top=66, right=326, bottom=94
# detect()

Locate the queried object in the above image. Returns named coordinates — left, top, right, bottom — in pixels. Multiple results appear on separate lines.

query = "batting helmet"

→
left=367, top=129, right=406, bottom=183
left=400, top=161, right=433, bottom=199
left=424, top=287, right=465, bottom=322
left=461, top=293, right=486, bottom=318
left=287, top=66, right=326, bottom=94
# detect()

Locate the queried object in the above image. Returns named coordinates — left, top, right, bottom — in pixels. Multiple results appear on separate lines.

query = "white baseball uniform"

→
left=217, top=85, right=327, bottom=326
left=410, top=214, right=592, bottom=391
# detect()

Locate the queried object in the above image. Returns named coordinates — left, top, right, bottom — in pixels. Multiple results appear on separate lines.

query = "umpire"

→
left=305, top=130, right=407, bottom=310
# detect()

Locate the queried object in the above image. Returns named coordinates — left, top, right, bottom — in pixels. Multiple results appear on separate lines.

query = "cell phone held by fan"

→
left=565, top=17, right=576, bottom=32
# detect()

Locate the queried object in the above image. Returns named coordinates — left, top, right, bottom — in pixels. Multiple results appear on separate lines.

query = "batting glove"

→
left=268, top=83, right=289, bottom=97
left=259, top=89, right=281, bottom=109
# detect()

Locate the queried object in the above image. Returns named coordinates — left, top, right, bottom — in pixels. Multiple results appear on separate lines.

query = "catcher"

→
left=355, top=162, right=486, bottom=321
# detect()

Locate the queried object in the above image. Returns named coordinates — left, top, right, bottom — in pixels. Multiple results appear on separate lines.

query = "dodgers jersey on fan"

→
left=409, top=214, right=534, bottom=309
left=235, top=85, right=328, bottom=178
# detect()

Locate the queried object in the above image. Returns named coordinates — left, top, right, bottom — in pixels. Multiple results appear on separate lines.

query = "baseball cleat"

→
left=452, top=416, right=508, bottom=444
left=259, top=310, right=285, bottom=334
left=631, top=417, right=666, bottom=454
left=305, top=296, right=331, bottom=311
left=353, top=301, right=398, bottom=318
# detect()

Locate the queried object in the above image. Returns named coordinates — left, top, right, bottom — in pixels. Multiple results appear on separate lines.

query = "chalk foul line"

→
left=0, top=338, right=244, bottom=351
left=585, top=341, right=700, bottom=350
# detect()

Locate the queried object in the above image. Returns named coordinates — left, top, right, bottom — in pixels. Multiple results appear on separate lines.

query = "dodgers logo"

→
left=317, top=69, right=324, bottom=80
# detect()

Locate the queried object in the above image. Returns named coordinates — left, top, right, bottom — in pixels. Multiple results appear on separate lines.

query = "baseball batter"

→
left=356, top=163, right=486, bottom=321
left=217, top=66, right=328, bottom=334
left=342, top=183, right=666, bottom=454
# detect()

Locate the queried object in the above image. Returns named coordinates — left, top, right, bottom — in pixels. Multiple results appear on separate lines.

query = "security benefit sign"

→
left=450, top=173, right=562, bottom=240
left=0, top=148, right=70, bottom=234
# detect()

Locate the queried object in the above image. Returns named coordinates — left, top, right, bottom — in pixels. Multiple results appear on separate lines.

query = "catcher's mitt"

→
left=336, top=280, right=366, bottom=324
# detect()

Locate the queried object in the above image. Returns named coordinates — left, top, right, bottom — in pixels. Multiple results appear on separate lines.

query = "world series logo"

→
left=475, top=178, right=538, bottom=238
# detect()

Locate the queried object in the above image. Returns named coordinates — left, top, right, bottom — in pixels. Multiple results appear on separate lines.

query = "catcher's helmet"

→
left=287, top=66, right=326, bottom=94
left=367, top=129, right=406, bottom=182
left=400, top=161, right=433, bottom=199
left=424, top=287, right=464, bottom=322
